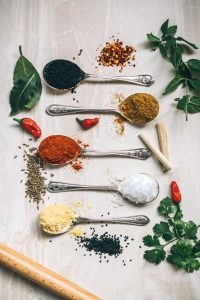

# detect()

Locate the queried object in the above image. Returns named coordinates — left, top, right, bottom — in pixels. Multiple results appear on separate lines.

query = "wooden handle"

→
left=138, top=133, right=172, bottom=171
left=0, top=243, right=101, bottom=300
left=156, top=122, right=169, bottom=171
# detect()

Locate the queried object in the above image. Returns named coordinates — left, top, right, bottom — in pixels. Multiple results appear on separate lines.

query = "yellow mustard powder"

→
left=39, top=204, right=76, bottom=233
left=69, top=226, right=85, bottom=238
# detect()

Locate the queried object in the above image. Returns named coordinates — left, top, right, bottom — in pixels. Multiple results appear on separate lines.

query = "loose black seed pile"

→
left=75, top=227, right=134, bottom=264
left=43, top=59, right=85, bottom=90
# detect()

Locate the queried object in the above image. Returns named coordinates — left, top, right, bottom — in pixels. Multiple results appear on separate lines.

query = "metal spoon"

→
left=43, top=59, right=154, bottom=91
left=47, top=173, right=159, bottom=204
left=40, top=212, right=150, bottom=235
left=46, top=93, right=159, bottom=125
left=38, top=135, right=151, bottom=165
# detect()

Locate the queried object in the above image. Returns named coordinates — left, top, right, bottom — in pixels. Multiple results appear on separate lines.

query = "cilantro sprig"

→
left=143, top=197, right=200, bottom=273
left=147, top=19, right=200, bottom=121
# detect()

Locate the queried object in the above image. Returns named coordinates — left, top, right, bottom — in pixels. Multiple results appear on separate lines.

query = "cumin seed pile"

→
left=25, top=151, right=46, bottom=205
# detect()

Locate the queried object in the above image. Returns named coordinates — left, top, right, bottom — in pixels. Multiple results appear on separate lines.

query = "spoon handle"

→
left=47, top=181, right=116, bottom=193
left=82, top=148, right=151, bottom=160
left=86, top=74, right=154, bottom=87
left=46, top=105, right=117, bottom=116
left=78, top=215, right=150, bottom=226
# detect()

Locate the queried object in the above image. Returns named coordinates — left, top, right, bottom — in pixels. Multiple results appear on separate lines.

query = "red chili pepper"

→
left=13, top=118, right=41, bottom=138
left=76, top=117, right=99, bottom=129
left=171, top=181, right=182, bottom=204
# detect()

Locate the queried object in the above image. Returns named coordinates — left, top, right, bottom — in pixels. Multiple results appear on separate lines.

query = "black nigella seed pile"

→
left=43, top=59, right=86, bottom=90
left=75, top=227, right=134, bottom=264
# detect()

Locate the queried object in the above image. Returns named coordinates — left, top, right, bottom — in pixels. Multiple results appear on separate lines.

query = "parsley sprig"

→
left=143, top=197, right=200, bottom=273
left=147, top=19, right=200, bottom=121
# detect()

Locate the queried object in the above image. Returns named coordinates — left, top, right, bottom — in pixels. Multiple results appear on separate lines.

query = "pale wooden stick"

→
left=138, top=133, right=172, bottom=171
left=156, top=122, right=169, bottom=171
left=0, top=243, right=101, bottom=300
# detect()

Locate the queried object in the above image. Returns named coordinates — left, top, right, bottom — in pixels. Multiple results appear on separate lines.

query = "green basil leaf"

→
left=176, top=37, right=198, bottom=49
left=171, top=45, right=182, bottom=69
left=165, top=38, right=176, bottom=51
left=161, top=19, right=169, bottom=35
left=163, top=75, right=184, bottom=95
left=188, top=79, right=200, bottom=89
left=159, top=44, right=167, bottom=58
left=166, top=25, right=177, bottom=37
left=147, top=33, right=160, bottom=43
left=187, top=59, right=200, bottom=72
left=10, top=73, right=41, bottom=115
left=13, top=46, right=38, bottom=82
left=178, top=63, right=192, bottom=79
left=10, top=46, right=42, bottom=115
left=177, top=95, right=200, bottom=114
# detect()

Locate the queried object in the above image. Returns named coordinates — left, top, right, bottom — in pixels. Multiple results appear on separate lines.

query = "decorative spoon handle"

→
left=47, top=181, right=116, bottom=193
left=86, top=74, right=154, bottom=86
left=46, top=105, right=118, bottom=116
left=78, top=215, right=150, bottom=226
left=82, top=148, right=151, bottom=160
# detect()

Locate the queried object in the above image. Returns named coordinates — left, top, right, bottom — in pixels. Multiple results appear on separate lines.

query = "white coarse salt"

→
left=118, top=173, right=159, bottom=204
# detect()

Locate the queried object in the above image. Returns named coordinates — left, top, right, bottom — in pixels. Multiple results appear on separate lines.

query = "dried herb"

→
left=147, top=19, right=200, bottom=120
left=10, top=46, right=42, bottom=115
left=143, top=197, right=200, bottom=273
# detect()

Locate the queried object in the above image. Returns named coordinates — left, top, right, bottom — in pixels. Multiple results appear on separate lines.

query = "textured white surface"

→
left=0, top=0, right=200, bottom=299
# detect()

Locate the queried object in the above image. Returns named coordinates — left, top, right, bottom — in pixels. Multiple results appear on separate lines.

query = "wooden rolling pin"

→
left=0, top=243, right=101, bottom=300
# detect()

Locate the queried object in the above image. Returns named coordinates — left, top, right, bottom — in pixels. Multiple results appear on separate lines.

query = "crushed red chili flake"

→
left=97, top=39, right=136, bottom=72
left=71, top=159, right=83, bottom=171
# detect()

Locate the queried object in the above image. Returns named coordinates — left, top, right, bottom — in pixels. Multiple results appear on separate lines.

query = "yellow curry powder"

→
left=39, top=204, right=76, bottom=233
left=119, top=93, right=159, bottom=125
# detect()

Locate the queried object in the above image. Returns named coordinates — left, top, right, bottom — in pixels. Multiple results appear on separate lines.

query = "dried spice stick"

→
left=156, top=122, right=169, bottom=171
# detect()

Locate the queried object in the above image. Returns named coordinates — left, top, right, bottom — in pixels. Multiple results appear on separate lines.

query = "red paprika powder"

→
left=38, top=135, right=81, bottom=164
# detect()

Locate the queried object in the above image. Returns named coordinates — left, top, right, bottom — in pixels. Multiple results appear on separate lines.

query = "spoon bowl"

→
left=47, top=173, right=159, bottom=205
left=43, top=59, right=154, bottom=91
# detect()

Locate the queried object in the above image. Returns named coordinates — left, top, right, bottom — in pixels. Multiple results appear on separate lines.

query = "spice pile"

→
left=97, top=39, right=136, bottom=72
left=119, top=93, right=159, bottom=125
left=24, top=149, right=46, bottom=205
left=75, top=227, right=134, bottom=265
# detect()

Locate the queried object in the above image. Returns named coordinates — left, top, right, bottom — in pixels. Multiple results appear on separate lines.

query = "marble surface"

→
left=1, top=0, right=200, bottom=299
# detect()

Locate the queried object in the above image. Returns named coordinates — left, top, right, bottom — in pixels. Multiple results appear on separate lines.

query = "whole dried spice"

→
left=119, top=93, right=159, bottom=125
left=38, top=135, right=81, bottom=165
left=25, top=151, right=46, bottom=205
left=97, top=39, right=136, bottom=72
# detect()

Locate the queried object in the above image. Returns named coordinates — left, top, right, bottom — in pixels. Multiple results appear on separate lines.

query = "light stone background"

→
left=0, top=0, right=200, bottom=299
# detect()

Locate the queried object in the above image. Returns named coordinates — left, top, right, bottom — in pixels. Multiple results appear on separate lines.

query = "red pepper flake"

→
left=75, top=139, right=89, bottom=149
left=71, top=159, right=83, bottom=171
left=97, top=38, right=136, bottom=72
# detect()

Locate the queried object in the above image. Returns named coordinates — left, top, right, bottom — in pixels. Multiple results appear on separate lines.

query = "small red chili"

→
left=171, top=181, right=182, bottom=204
left=76, top=117, right=99, bottom=129
left=13, top=117, right=41, bottom=138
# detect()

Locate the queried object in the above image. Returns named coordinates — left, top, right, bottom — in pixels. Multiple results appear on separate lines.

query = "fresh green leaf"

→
left=174, top=206, right=183, bottom=221
left=153, top=221, right=174, bottom=241
left=161, top=19, right=169, bottom=35
left=175, top=220, right=186, bottom=237
left=144, top=247, right=166, bottom=265
left=176, top=37, right=198, bottom=49
left=166, top=25, right=177, bottom=37
left=159, top=44, right=167, bottom=58
left=187, top=59, right=200, bottom=72
left=177, top=96, right=200, bottom=114
left=184, top=221, right=198, bottom=239
left=13, top=46, right=38, bottom=82
left=193, top=240, right=200, bottom=257
left=147, top=33, right=160, bottom=43
left=10, top=46, right=42, bottom=115
left=10, top=73, right=41, bottom=115
left=165, top=38, right=176, bottom=51
left=158, top=197, right=177, bottom=218
left=171, top=239, right=193, bottom=257
left=143, top=235, right=160, bottom=247
left=171, top=45, right=182, bottom=69
left=167, top=254, right=200, bottom=273
left=188, top=79, right=200, bottom=89
left=163, top=75, right=184, bottom=95
left=178, top=63, right=192, bottom=79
